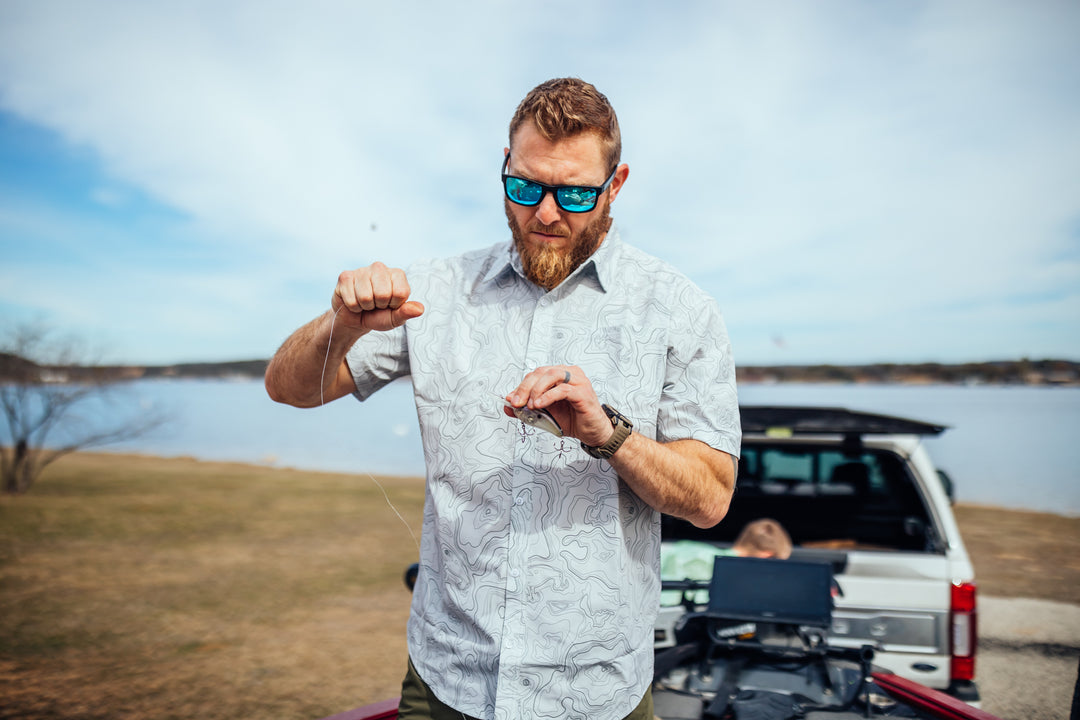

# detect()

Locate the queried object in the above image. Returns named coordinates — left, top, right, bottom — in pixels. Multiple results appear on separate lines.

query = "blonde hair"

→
left=509, top=77, right=621, bottom=172
left=733, top=518, right=793, bottom=559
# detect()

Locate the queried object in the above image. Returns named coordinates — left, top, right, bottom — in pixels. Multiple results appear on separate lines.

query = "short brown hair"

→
left=508, top=77, right=621, bottom=171
left=733, top=518, right=793, bottom=559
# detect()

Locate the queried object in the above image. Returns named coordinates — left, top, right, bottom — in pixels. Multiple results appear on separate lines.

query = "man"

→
left=265, top=78, right=740, bottom=720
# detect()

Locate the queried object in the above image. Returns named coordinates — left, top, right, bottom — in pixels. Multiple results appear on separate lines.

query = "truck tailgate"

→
left=831, top=551, right=953, bottom=688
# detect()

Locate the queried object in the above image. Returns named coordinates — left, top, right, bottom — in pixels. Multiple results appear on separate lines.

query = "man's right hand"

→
left=265, top=262, right=424, bottom=408
left=332, top=262, right=425, bottom=333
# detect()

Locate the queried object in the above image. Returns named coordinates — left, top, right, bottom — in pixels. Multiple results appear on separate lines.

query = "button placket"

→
left=498, top=291, right=549, bottom=715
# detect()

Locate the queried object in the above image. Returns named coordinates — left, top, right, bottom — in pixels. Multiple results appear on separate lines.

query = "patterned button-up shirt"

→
left=346, top=228, right=740, bottom=720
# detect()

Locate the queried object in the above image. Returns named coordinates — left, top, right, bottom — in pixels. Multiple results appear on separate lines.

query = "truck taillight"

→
left=950, top=581, right=977, bottom=681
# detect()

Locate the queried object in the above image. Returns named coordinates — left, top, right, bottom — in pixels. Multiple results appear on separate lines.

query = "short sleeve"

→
left=345, top=324, right=410, bottom=401
left=656, top=288, right=741, bottom=457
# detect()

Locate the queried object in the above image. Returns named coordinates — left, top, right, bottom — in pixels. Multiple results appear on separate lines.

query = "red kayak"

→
left=321, top=675, right=1000, bottom=720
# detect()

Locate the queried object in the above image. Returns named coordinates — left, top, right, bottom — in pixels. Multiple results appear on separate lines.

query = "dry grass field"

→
left=1, top=452, right=1077, bottom=719
left=0, top=453, right=424, bottom=720
left=953, top=503, right=1080, bottom=605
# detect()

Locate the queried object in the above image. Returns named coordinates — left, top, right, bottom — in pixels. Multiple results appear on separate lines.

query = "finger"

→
left=387, top=267, right=412, bottom=310
left=367, top=263, right=415, bottom=311
left=547, top=366, right=573, bottom=391
left=391, top=300, right=424, bottom=326
left=373, top=264, right=403, bottom=310
left=534, top=379, right=574, bottom=409
left=368, top=262, right=394, bottom=310
left=356, top=300, right=423, bottom=332
left=508, top=371, right=542, bottom=408
left=344, top=267, right=376, bottom=312
left=533, top=365, right=596, bottom=409
left=510, top=366, right=569, bottom=408
left=334, top=269, right=364, bottom=312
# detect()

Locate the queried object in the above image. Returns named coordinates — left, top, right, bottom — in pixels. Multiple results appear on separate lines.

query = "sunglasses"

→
left=501, top=154, right=617, bottom=213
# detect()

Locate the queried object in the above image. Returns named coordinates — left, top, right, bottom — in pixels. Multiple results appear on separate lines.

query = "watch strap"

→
left=581, top=404, right=633, bottom=459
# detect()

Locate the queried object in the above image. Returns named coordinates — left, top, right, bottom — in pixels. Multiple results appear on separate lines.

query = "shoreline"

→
left=10, top=358, right=1080, bottom=387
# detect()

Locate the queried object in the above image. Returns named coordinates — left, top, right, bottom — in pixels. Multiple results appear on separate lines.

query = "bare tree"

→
left=0, top=324, right=166, bottom=494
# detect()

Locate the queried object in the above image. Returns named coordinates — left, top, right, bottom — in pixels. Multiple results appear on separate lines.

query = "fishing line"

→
left=319, top=306, right=343, bottom=408
left=320, top=304, right=419, bottom=553
left=366, top=470, right=420, bottom=553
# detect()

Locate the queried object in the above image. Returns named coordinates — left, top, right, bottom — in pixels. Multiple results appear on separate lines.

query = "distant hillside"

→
left=736, top=359, right=1080, bottom=386
left=0, top=355, right=269, bottom=383
left=1, top=355, right=1077, bottom=386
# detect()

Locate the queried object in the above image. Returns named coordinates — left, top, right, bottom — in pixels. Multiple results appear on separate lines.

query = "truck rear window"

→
left=662, top=443, right=937, bottom=553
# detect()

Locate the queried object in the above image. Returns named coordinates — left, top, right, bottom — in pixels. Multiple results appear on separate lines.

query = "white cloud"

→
left=0, top=0, right=1077, bottom=363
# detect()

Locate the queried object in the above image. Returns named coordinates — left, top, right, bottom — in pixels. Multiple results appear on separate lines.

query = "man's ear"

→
left=607, top=164, right=630, bottom=204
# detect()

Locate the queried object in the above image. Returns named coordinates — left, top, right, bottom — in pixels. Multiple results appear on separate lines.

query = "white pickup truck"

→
left=656, top=406, right=981, bottom=706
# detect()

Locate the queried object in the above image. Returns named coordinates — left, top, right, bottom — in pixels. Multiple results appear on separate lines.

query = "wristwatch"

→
left=581, top=404, right=633, bottom=459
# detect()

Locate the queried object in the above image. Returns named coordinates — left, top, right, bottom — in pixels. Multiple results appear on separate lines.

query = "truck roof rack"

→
left=740, top=406, right=947, bottom=437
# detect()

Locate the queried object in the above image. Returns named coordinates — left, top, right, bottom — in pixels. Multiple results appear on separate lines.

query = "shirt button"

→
left=515, top=496, right=525, bottom=505
left=510, top=568, right=520, bottom=578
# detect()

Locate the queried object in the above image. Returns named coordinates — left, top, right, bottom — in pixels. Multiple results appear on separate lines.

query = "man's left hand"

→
left=504, top=365, right=614, bottom=446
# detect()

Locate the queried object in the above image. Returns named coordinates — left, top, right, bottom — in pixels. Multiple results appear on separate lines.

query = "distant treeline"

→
left=736, top=359, right=1080, bottom=386
left=0, top=354, right=269, bottom=383
left=2, top=354, right=1078, bottom=386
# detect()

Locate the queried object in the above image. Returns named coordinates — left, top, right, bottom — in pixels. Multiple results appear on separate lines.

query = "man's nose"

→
left=534, top=191, right=562, bottom=225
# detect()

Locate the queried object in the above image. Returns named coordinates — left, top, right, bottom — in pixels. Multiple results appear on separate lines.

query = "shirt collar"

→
left=587, top=224, right=620, bottom=293
left=481, top=224, right=622, bottom=293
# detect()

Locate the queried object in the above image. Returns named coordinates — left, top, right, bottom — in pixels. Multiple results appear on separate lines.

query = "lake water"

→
left=56, top=378, right=1080, bottom=517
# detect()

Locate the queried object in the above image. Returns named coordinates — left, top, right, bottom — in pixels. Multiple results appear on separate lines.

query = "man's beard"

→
left=505, top=199, right=613, bottom=290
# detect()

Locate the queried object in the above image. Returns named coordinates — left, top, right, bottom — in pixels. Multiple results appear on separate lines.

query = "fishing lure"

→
left=500, top=397, right=563, bottom=437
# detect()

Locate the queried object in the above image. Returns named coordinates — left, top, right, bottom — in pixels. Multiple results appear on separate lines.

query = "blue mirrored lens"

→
left=506, top=177, right=542, bottom=205
left=557, top=187, right=598, bottom=212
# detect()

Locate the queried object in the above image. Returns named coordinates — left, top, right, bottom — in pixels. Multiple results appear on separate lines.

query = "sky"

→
left=0, top=0, right=1078, bottom=366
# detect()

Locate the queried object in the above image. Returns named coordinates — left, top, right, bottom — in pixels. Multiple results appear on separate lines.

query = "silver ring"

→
left=563, top=371, right=571, bottom=384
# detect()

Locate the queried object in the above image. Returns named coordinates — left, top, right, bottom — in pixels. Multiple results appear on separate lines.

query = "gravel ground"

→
left=977, top=596, right=1080, bottom=720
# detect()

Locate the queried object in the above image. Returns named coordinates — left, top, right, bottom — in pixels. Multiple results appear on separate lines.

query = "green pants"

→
left=397, top=656, right=654, bottom=720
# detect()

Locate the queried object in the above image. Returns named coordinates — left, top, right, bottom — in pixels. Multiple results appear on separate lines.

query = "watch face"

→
left=602, top=404, right=630, bottom=429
